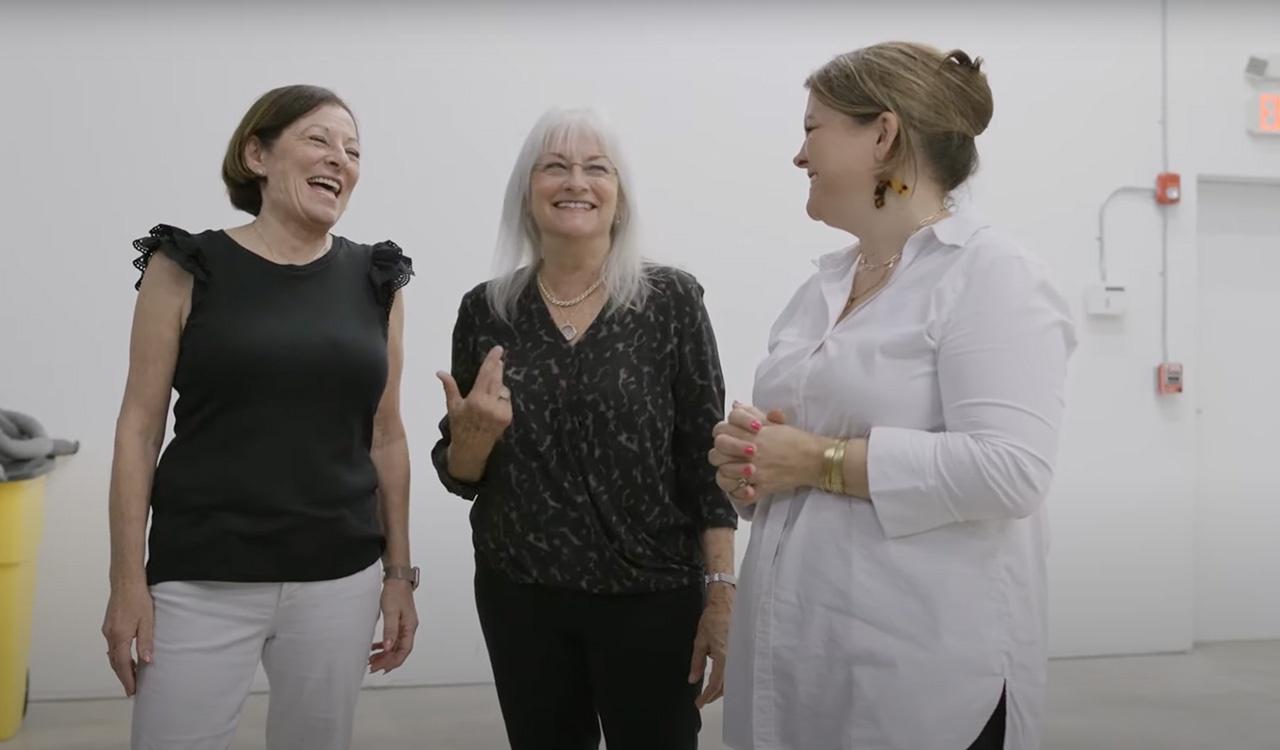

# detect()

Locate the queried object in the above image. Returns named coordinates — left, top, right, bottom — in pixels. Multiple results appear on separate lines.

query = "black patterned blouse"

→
left=431, top=266, right=737, bottom=594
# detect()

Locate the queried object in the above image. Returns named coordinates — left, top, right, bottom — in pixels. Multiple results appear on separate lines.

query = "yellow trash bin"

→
left=0, top=472, right=47, bottom=741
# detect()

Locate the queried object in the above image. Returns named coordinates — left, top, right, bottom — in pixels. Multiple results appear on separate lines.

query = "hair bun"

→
left=946, top=49, right=984, bottom=73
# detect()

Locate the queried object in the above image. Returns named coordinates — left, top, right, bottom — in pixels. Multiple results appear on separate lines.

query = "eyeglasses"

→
left=533, top=159, right=617, bottom=180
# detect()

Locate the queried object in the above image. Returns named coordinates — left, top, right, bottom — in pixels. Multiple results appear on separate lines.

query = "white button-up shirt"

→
left=723, top=212, right=1076, bottom=750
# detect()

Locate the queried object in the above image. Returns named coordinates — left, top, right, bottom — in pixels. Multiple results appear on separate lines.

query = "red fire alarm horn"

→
left=1156, top=173, right=1181, bottom=205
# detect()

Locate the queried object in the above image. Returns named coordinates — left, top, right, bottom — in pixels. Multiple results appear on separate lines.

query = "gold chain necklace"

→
left=846, top=205, right=952, bottom=311
left=855, top=205, right=951, bottom=272
left=537, top=274, right=604, bottom=307
left=856, top=252, right=902, bottom=272
left=537, top=274, right=603, bottom=341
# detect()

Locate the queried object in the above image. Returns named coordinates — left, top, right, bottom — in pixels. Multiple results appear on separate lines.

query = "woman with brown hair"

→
left=101, top=85, right=416, bottom=750
left=711, top=43, right=1076, bottom=749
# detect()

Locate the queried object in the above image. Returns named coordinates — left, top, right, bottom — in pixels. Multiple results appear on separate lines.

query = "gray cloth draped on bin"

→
left=0, top=410, right=79, bottom=482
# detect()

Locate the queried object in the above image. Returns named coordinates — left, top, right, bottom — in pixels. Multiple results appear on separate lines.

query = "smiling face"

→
left=527, top=131, right=619, bottom=246
left=793, top=93, right=896, bottom=231
left=245, top=104, right=360, bottom=230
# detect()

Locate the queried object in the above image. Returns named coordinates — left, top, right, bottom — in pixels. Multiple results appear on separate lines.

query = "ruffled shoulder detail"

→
left=369, top=240, right=414, bottom=315
left=131, top=224, right=210, bottom=291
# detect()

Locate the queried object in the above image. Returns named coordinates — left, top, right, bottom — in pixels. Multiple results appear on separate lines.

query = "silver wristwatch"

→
left=383, top=565, right=420, bottom=591
left=704, top=572, right=737, bottom=588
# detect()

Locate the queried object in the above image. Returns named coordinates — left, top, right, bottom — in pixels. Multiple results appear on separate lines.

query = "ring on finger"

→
left=497, top=388, right=511, bottom=401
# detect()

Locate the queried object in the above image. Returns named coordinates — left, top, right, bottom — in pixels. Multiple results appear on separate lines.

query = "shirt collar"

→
left=814, top=245, right=857, bottom=271
left=927, top=210, right=987, bottom=248
left=811, top=210, right=987, bottom=271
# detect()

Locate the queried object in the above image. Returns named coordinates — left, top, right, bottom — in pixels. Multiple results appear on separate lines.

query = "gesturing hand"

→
left=437, top=345, right=513, bottom=447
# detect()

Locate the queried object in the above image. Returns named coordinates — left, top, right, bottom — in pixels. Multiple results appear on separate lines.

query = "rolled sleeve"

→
left=431, top=415, right=484, bottom=500
left=868, top=253, right=1076, bottom=539
left=431, top=290, right=487, bottom=501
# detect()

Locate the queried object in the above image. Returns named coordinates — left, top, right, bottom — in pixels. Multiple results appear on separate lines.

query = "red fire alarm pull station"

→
left=1156, top=172, right=1181, bottom=204
left=1157, top=362, right=1184, bottom=395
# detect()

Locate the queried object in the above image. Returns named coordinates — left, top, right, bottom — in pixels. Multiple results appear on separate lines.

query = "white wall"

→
left=0, top=0, right=1274, bottom=700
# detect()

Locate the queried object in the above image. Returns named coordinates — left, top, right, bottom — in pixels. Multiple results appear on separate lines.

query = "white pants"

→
left=131, top=561, right=382, bottom=750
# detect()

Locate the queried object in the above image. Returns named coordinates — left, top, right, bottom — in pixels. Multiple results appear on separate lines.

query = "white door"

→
left=1195, top=177, right=1280, bottom=642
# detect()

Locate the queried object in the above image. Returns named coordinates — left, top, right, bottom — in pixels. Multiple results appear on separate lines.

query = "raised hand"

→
left=437, top=345, right=513, bottom=481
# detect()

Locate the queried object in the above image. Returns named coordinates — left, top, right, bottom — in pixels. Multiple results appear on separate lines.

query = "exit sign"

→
left=1249, top=92, right=1280, bottom=134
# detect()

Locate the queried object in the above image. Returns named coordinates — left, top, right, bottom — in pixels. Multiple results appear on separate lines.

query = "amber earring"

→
left=874, top=178, right=910, bottom=209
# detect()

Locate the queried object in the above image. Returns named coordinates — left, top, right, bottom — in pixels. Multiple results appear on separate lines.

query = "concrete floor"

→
left=8, top=641, right=1279, bottom=749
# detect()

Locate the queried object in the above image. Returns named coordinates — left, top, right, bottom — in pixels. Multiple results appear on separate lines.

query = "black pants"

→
left=965, top=685, right=1007, bottom=750
left=475, top=564, right=704, bottom=750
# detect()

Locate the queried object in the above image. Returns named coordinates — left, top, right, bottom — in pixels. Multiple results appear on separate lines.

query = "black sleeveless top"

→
left=131, top=224, right=413, bottom=584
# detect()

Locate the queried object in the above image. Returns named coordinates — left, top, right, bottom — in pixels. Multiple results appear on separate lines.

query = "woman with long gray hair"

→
left=431, top=108, right=736, bottom=750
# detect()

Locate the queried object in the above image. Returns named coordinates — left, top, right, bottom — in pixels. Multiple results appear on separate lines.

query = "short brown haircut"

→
left=806, top=42, right=994, bottom=192
left=221, top=85, right=355, bottom=215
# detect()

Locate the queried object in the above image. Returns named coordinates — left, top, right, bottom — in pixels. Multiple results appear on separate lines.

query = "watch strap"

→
left=704, top=572, right=737, bottom=587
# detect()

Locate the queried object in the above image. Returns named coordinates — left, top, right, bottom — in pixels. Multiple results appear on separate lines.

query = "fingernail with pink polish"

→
left=744, top=445, right=756, bottom=457
left=750, top=420, right=762, bottom=432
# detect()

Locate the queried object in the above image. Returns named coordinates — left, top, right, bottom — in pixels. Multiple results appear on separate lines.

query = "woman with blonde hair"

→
left=711, top=43, right=1076, bottom=749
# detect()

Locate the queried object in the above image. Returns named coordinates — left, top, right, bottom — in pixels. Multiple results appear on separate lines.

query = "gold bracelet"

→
left=821, top=441, right=837, bottom=492
left=822, top=439, right=848, bottom=494
left=832, top=438, right=848, bottom=494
